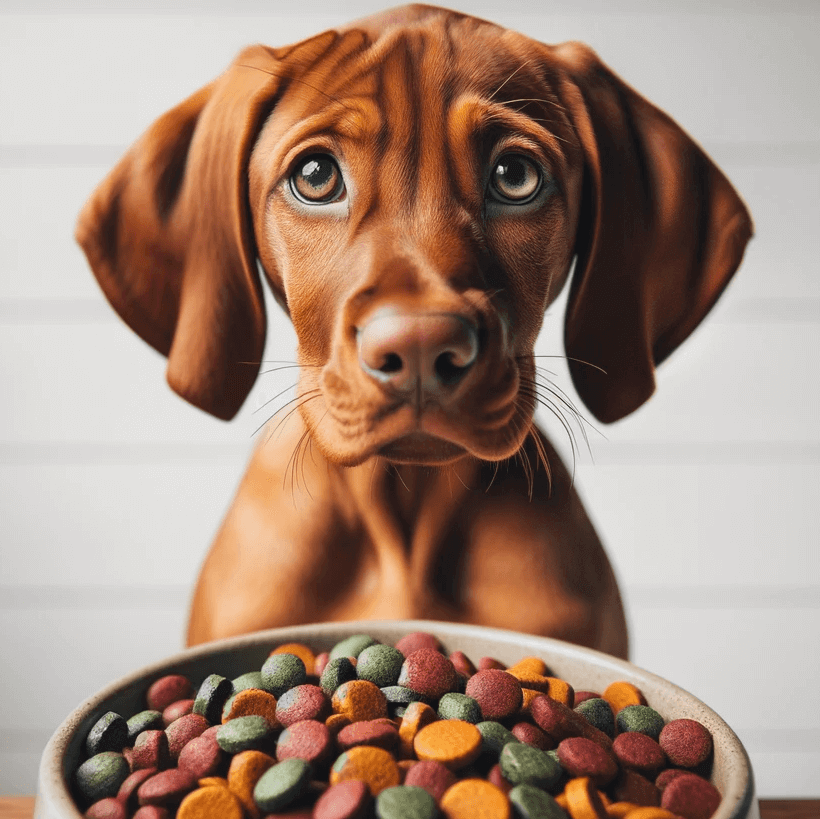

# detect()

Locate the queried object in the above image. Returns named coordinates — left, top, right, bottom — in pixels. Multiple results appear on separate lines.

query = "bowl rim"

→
left=36, top=619, right=757, bottom=819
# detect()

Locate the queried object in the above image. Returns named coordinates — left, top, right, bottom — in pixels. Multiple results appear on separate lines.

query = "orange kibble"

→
left=331, top=680, right=388, bottom=723
left=413, top=719, right=483, bottom=770
left=546, top=677, right=575, bottom=706
left=270, top=642, right=316, bottom=675
left=398, top=702, right=438, bottom=758
left=177, top=784, right=244, bottom=819
left=197, top=777, right=229, bottom=789
left=564, top=776, right=609, bottom=819
left=226, top=750, right=276, bottom=819
left=508, top=670, right=551, bottom=693
left=606, top=803, right=641, bottom=818
left=602, top=681, right=647, bottom=714
left=222, top=688, right=280, bottom=728
left=325, top=713, right=351, bottom=736
left=507, top=657, right=549, bottom=676
left=397, top=758, right=416, bottom=779
left=440, top=778, right=511, bottom=818
left=622, top=810, right=680, bottom=819
left=519, top=688, right=543, bottom=715
left=329, top=745, right=401, bottom=796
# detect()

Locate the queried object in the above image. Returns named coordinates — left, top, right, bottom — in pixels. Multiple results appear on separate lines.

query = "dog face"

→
left=76, top=5, right=752, bottom=465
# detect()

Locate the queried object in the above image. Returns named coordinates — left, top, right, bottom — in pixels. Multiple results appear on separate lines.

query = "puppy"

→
left=76, top=4, right=752, bottom=657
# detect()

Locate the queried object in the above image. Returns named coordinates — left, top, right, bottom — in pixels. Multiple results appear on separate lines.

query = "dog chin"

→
left=377, top=432, right=468, bottom=465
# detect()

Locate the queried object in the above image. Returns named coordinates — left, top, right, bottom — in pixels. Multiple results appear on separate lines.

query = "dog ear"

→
left=553, top=43, right=753, bottom=423
left=76, top=45, right=283, bottom=420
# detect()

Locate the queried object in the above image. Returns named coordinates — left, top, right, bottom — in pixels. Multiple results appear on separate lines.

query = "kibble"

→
left=72, top=632, right=725, bottom=818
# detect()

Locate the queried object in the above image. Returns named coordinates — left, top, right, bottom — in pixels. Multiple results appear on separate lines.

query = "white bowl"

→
left=35, top=620, right=758, bottom=819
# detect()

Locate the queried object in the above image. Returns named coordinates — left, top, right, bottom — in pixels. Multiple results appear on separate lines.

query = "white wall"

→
left=1, top=0, right=817, bottom=798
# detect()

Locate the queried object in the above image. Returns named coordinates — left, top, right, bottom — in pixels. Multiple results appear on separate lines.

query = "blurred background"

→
left=1, top=0, right=817, bottom=798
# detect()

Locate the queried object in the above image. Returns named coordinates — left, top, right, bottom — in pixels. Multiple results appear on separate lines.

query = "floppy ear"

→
left=553, top=43, right=753, bottom=423
left=76, top=45, right=283, bottom=420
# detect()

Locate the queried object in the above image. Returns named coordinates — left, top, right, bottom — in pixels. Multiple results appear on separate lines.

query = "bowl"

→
left=35, top=620, right=759, bottom=819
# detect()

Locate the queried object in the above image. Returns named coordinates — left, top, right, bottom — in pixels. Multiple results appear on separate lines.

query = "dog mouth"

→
left=378, top=432, right=467, bottom=465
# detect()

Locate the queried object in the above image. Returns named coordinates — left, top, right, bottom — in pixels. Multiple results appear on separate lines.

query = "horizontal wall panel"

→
left=1, top=10, right=817, bottom=145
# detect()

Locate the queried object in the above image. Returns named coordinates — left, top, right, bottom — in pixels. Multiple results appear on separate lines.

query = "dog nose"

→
left=357, top=309, right=479, bottom=394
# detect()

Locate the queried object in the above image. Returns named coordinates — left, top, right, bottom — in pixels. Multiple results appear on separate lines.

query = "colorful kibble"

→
left=437, top=692, right=482, bottom=723
left=356, top=643, right=406, bottom=688
left=192, top=675, right=232, bottom=726
left=313, top=779, right=372, bottom=819
left=615, top=705, right=665, bottom=740
left=413, top=719, right=483, bottom=769
left=252, top=756, right=312, bottom=812
left=375, top=784, right=439, bottom=819
left=261, top=653, right=307, bottom=698
left=75, top=752, right=131, bottom=804
left=329, top=634, right=379, bottom=661
left=659, top=719, right=714, bottom=768
left=330, top=745, right=401, bottom=795
left=147, top=676, right=195, bottom=714
left=398, top=649, right=458, bottom=699
left=464, top=669, right=523, bottom=720
left=276, top=718, right=333, bottom=765
left=574, top=698, right=615, bottom=738
left=499, top=742, right=563, bottom=791
left=85, top=712, right=128, bottom=756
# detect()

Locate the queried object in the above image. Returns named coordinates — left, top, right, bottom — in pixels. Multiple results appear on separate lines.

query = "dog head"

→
left=77, top=4, right=752, bottom=466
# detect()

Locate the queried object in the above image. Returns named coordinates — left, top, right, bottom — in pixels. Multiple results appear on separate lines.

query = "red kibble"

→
left=486, top=763, right=513, bottom=794
left=313, top=779, right=371, bottom=819
left=530, top=694, right=612, bottom=750
left=161, top=699, right=194, bottom=727
left=510, top=722, right=554, bottom=751
left=573, top=691, right=600, bottom=706
left=661, top=771, right=722, bottom=819
left=147, top=676, right=194, bottom=713
left=336, top=719, right=399, bottom=752
left=136, top=768, right=196, bottom=807
left=659, top=718, right=713, bottom=768
left=276, top=684, right=332, bottom=727
left=84, top=797, right=127, bottom=819
left=403, top=759, right=457, bottom=801
left=448, top=651, right=476, bottom=677
left=398, top=649, right=458, bottom=699
left=656, top=767, right=691, bottom=790
left=478, top=657, right=507, bottom=671
left=177, top=733, right=223, bottom=779
left=613, top=731, right=667, bottom=775
left=131, top=730, right=171, bottom=771
left=611, top=769, right=661, bottom=806
left=314, top=652, right=331, bottom=677
left=164, top=713, right=209, bottom=761
left=117, top=768, right=157, bottom=812
left=277, top=718, right=333, bottom=766
left=394, top=632, right=442, bottom=656
left=464, top=669, right=523, bottom=720
left=557, top=736, right=618, bottom=787
left=132, top=809, right=170, bottom=819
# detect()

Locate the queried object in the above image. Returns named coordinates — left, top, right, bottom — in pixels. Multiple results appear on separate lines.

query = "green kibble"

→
left=328, top=634, right=378, bottom=660
left=356, top=644, right=405, bottom=688
left=615, top=704, right=666, bottom=740
left=125, top=710, right=163, bottom=744
left=476, top=721, right=520, bottom=756
left=320, top=656, right=357, bottom=695
left=232, top=671, right=265, bottom=693
left=85, top=711, right=128, bottom=756
left=74, top=751, right=130, bottom=804
left=193, top=673, right=233, bottom=724
left=574, top=698, right=615, bottom=738
left=253, top=757, right=312, bottom=812
left=509, top=784, right=569, bottom=818
left=217, top=715, right=274, bottom=753
left=376, top=785, right=439, bottom=819
left=438, top=692, right=482, bottom=724
left=500, top=742, right=563, bottom=792
left=261, top=653, right=307, bottom=698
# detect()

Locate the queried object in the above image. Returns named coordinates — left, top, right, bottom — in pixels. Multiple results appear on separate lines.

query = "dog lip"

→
left=378, top=431, right=466, bottom=464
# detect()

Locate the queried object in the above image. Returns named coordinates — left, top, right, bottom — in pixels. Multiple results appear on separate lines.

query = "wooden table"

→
left=3, top=798, right=818, bottom=818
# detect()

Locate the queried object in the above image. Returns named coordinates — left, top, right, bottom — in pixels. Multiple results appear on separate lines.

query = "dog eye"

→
left=489, top=154, right=542, bottom=204
left=290, top=154, right=345, bottom=204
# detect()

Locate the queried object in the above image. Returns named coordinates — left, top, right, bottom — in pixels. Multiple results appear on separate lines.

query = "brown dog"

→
left=76, top=5, right=752, bottom=658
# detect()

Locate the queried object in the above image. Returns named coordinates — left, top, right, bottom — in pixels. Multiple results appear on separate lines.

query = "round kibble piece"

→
left=438, top=692, right=482, bottom=724
left=132, top=808, right=170, bottom=819
left=476, top=721, right=520, bottom=756
left=253, top=756, right=312, bottom=813
left=556, top=736, right=618, bottom=787
left=465, top=669, right=523, bottom=721
left=655, top=767, right=690, bottom=790
left=414, top=719, right=483, bottom=769
left=499, top=742, right=563, bottom=792
left=403, top=759, right=457, bottom=801
left=192, top=674, right=233, bottom=725
left=84, top=796, right=127, bottom=819
left=177, top=733, right=223, bottom=779
left=398, top=702, right=438, bottom=758
left=356, top=644, right=405, bottom=688
left=161, top=699, right=194, bottom=727
left=449, top=651, right=476, bottom=677
left=564, top=776, right=609, bottom=819
left=508, top=783, right=568, bottom=819
left=176, top=784, right=243, bottom=819
left=127, top=711, right=164, bottom=744
left=222, top=687, right=280, bottom=727
left=164, top=713, right=209, bottom=760
left=231, top=671, right=265, bottom=693
left=574, top=697, right=615, bottom=738
left=612, top=732, right=667, bottom=775
left=602, top=681, right=647, bottom=715
left=330, top=745, right=401, bottom=796
left=131, top=729, right=171, bottom=771
left=381, top=685, right=430, bottom=710
left=227, top=749, right=276, bottom=816
left=277, top=718, right=333, bottom=765
left=329, top=634, right=379, bottom=661
left=440, top=778, right=511, bottom=819
left=660, top=772, right=721, bottom=819
left=271, top=642, right=317, bottom=675
left=332, top=679, right=389, bottom=722
left=313, top=779, right=372, bottom=819
left=321, top=657, right=359, bottom=695
left=117, top=768, right=156, bottom=812
left=276, top=683, right=331, bottom=726
left=616, top=705, right=665, bottom=740
left=85, top=712, right=128, bottom=756
left=511, top=722, right=554, bottom=751
left=147, top=675, right=195, bottom=713
left=376, top=785, right=438, bottom=819
left=658, top=719, right=713, bottom=768
left=612, top=770, right=661, bottom=806
left=261, top=653, right=307, bottom=698
left=137, top=768, right=196, bottom=807
left=337, top=719, right=399, bottom=752
left=75, top=752, right=131, bottom=805
left=394, top=632, right=442, bottom=657
left=398, top=649, right=458, bottom=699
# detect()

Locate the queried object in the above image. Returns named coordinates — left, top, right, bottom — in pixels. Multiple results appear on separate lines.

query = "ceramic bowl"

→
left=35, top=620, right=758, bottom=818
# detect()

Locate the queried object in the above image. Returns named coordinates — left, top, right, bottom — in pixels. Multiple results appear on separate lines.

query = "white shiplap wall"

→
left=1, top=0, right=818, bottom=798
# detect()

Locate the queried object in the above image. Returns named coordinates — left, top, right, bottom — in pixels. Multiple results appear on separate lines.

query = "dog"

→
left=76, top=4, right=752, bottom=658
